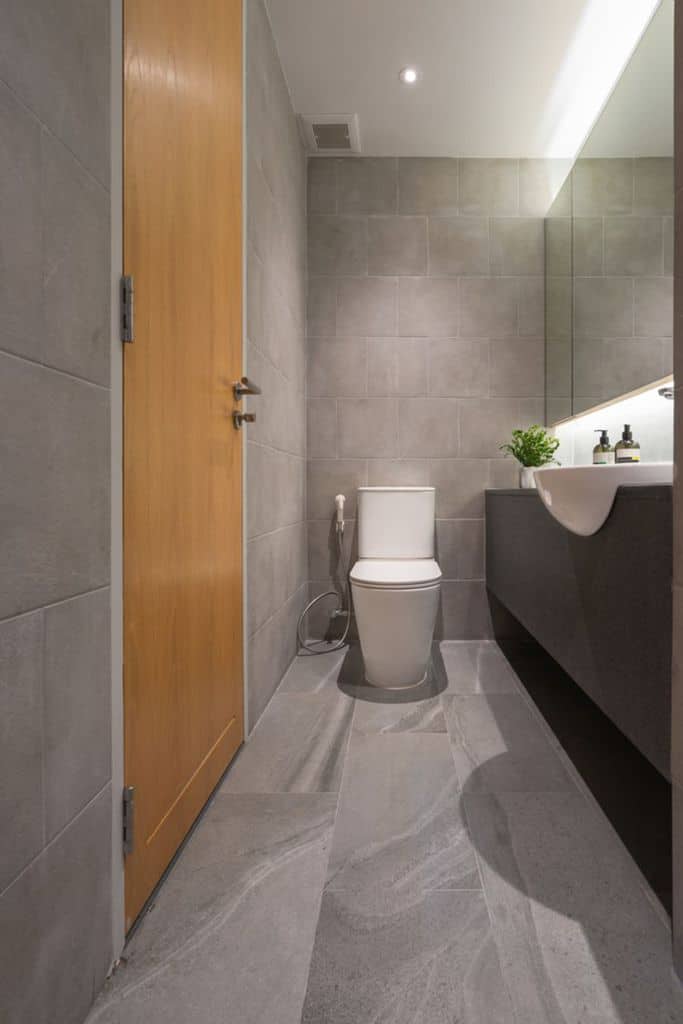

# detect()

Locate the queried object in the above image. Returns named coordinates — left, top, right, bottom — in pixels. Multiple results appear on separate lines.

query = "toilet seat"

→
left=350, top=558, right=441, bottom=589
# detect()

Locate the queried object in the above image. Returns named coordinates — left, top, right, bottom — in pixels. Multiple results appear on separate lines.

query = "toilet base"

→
left=364, top=669, right=429, bottom=690
left=351, top=580, right=440, bottom=690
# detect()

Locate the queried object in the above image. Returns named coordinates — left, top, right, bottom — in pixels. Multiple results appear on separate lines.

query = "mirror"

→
left=545, top=0, right=673, bottom=423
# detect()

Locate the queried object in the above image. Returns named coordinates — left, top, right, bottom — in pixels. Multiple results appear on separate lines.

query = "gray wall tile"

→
left=635, top=277, right=674, bottom=337
left=367, top=338, right=428, bottom=396
left=429, top=217, right=489, bottom=276
left=308, top=518, right=356, bottom=581
left=248, top=585, right=308, bottom=727
left=490, top=338, right=545, bottom=397
left=399, top=277, right=459, bottom=336
left=604, top=217, right=664, bottom=276
left=460, top=277, right=518, bottom=337
left=490, top=218, right=544, bottom=275
left=248, top=443, right=305, bottom=538
left=337, top=277, right=397, bottom=336
left=398, top=157, right=458, bottom=215
left=0, top=5, right=112, bottom=1020
left=308, top=215, right=367, bottom=276
left=43, top=589, right=111, bottom=839
left=306, top=158, right=544, bottom=639
left=459, top=398, right=535, bottom=458
left=0, top=612, right=44, bottom=892
left=307, top=460, right=368, bottom=520
left=634, top=157, right=675, bottom=215
left=545, top=217, right=572, bottom=277
left=459, top=159, right=518, bottom=215
left=42, top=132, right=110, bottom=385
left=0, top=85, right=43, bottom=363
left=307, top=399, right=337, bottom=458
left=0, top=785, right=112, bottom=1024
left=518, top=276, right=545, bottom=337
left=0, top=0, right=110, bottom=186
left=247, top=0, right=307, bottom=722
left=573, top=218, right=604, bottom=276
left=307, top=277, right=337, bottom=336
left=337, top=399, right=399, bottom=458
left=429, top=460, right=490, bottom=518
left=436, top=519, right=485, bottom=579
left=0, top=354, right=110, bottom=619
left=573, top=158, right=633, bottom=216
left=428, top=339, right=489, bottom=397
left=574, top=277, right=634, bottom=337
left=519, top=158, right=572, bottom=217
left=308, top=337, right=368, bottom=397
left=308, top=159, right=336, bottom=214
left=368, top=216, right=427, bottom=276
left=248, top=523, right=307, bottom=635
left=367, top=459, right=431, bottom=487
left=337, top=157, right=397, bottom=213
left=398, top=398, right=459, bottom=457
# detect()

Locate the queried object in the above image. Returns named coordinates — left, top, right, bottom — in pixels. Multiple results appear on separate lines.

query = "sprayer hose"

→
left=296, top=527, right=351, bottom=655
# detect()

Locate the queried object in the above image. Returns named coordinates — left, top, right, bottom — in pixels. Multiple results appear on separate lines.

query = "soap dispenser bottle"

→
left=593, top=429, right=615, bottom=465
left=615, top=424, right=640, bottom=463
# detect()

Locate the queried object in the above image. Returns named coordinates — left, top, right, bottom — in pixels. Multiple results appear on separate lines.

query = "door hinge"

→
left=120, top=275, right=134, bottom=343
left=122, top=785, right=135, bottom=856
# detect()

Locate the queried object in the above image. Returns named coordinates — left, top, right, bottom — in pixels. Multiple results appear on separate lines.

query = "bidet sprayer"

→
left=335, top=494, right=346, bottom=533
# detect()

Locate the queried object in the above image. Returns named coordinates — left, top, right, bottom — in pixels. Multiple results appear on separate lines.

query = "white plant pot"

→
left=519, top=466, right=537, bottom=489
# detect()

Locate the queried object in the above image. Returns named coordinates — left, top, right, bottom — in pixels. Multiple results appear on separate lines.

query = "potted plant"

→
left=500, top=425, right=560, bottom=489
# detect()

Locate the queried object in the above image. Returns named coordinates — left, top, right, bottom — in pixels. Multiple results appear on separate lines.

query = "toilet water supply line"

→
left=296, top=494, right=351, bottom=654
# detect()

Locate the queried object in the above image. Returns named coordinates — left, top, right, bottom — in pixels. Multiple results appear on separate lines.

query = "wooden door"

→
left=123, top=0, right=243, bottom=929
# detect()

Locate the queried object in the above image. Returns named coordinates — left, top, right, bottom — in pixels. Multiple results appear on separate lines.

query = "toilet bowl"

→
left=350, top=487, right=441, bottom=688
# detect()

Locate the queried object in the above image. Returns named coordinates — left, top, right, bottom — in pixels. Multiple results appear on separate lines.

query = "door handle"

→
left=233, top=376, right=262, bottom=400
left=233, top=411, right=256, bottom=430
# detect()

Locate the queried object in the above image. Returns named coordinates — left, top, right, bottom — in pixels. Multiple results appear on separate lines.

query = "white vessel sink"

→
left=533, top=463, right=673, bottom=536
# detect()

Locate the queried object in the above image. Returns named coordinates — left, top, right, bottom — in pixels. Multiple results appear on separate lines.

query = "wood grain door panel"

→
left=123, top=0, right=243, bottom=929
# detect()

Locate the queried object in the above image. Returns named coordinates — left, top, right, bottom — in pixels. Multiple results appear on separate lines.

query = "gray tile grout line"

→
left=0, top=584, right=110, bottom=627
left=437, top=679, right=519, bottom=1011
left=0, top=344, right=111, bottom=392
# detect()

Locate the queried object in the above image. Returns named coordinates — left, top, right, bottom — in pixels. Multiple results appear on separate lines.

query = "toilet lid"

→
left=350, top=558, right=442, bottom=588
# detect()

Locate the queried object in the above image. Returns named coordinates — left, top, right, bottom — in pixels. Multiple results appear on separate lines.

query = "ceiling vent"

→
left=299, top=113, right=361, bottom=155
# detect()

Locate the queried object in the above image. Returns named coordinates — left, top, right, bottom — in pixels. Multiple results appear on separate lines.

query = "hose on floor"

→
left=296, top=523, right=351, bottom=655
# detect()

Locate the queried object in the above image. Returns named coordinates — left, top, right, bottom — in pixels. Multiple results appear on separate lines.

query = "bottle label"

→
left=616, top=452, right=640, bottom=463
left=593, top=451, right=615, bottom=465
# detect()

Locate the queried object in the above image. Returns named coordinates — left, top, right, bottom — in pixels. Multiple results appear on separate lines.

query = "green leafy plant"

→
left=499, top=425, right=560, bottom=468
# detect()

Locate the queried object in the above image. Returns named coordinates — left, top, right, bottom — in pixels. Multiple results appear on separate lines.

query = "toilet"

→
left=350, top=487, right=441, bottom=688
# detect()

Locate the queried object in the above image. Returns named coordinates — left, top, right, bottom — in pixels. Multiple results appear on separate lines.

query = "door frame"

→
left=109, top=0, right=248, bottom=959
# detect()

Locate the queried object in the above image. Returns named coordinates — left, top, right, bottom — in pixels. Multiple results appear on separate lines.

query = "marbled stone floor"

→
left=87, top=642, right=683, bottom=1024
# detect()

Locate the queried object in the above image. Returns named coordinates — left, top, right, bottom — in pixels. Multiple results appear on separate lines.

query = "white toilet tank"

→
left=357, top=487, right=435, bottom=559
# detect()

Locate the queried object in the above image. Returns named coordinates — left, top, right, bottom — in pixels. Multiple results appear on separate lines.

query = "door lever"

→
left=233, top=411, right=256, bottom=430
left=233, top=376, right=262, bottom=400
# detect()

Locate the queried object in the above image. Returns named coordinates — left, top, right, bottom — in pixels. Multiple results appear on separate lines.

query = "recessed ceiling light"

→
left=399, top=66, right=419, bottom=85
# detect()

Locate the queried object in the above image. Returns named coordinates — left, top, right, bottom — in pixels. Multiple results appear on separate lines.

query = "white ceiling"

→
left=265, top=0, right=663, bottom=158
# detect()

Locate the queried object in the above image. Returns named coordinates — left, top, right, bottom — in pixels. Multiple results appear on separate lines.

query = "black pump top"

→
left=622, top=424, right=632, bottom=441
left=595, top=429, right=610, bottom=446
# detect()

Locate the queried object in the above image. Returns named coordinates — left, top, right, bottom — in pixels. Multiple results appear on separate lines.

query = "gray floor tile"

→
left=326, top=732, right=480, bottom=893
left=278, top=647, right=347, bottom=694
left=443, top=693, right=573, bottom=793
left=301, top=889, right=514, bottom=1023
left=440, top=640, right=521, bottom=694
left=87, top=793, right=336, bottom=1024
left=222, top=692, right=354, bottom=793
left=464, top=791, right=683, bottom=1024
left=352, top=695, right=446, bottom=734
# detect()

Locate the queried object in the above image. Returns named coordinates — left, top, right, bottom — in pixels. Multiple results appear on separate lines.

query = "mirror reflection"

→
left=546, top=0, right=673, bottom=422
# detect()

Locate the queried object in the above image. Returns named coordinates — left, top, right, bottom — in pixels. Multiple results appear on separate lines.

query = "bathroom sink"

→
left=533, top=463, right=673, bottom=536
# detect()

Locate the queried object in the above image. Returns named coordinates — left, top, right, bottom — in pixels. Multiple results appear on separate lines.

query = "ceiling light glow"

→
left=399, top=66, right=419, bottom=85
